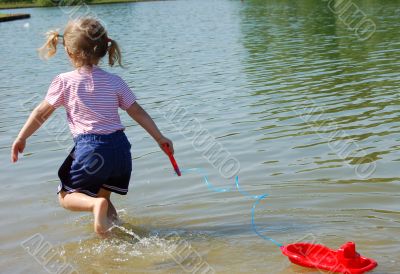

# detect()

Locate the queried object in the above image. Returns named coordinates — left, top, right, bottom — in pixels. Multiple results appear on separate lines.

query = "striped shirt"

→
left=45, top=66, right=136, bottom=137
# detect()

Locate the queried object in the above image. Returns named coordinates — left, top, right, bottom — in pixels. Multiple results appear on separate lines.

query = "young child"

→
left=10, top=17, right=173, bottom=235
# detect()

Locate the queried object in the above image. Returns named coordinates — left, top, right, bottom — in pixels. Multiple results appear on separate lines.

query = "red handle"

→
left=162, top=143, right=181, bottom=176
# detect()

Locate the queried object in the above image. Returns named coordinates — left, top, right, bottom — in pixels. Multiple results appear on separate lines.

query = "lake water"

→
left=0, top=0, right=399, bottom=273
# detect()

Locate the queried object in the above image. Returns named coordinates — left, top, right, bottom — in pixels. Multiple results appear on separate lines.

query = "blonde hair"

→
left=38, top=17, right=122, bottom=67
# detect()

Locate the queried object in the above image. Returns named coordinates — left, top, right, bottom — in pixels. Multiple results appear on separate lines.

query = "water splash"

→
left=74, top=224, right=178, bottom=262
left=111, top=223, right=143, bottom=241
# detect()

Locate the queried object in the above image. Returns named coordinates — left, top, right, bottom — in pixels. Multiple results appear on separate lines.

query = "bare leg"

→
left=97, top=188, right=121, bottom=225
left=58, top=191, right=111, bottom=235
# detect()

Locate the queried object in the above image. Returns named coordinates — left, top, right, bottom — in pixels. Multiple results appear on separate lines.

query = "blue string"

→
left=180, top=168, right=283, bottom=248
left=235, top=176, right=263, bottom=200
left=181, top=168, right=230, bottom=193
left=251, top=194, right=283, bottom=248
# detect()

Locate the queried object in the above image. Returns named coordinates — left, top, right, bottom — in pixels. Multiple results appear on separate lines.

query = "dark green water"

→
left=0, top=0, right=399, bottom=273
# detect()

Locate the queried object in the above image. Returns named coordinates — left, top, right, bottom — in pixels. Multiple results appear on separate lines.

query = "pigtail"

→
left=38, top=30, right=60, bottom=59
left=108, top=39, right=123, bottom=67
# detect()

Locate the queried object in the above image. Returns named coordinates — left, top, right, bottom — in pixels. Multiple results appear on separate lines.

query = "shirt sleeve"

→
left=116, top=76, right=137, bottom=110
left=45, top=75, right=64, bottom=108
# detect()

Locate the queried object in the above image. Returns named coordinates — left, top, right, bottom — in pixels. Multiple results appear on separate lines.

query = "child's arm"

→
left=126, top=102, right=174, bottom=154
left=11, top=100, right=55, bottom=163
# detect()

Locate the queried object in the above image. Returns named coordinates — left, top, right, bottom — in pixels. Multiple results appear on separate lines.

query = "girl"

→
left=10, top=17, right=174, bottom=235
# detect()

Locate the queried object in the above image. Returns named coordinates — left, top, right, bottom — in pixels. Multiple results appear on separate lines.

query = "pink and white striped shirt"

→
left=45, top=66, right=136, bottom=137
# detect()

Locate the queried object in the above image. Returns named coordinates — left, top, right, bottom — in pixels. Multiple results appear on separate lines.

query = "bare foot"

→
left=93, top=198, right=112, bottom=236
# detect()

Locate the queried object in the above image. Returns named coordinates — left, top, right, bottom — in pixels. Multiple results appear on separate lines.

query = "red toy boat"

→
left=281, top=242, right=377, bottom=274
left=162, top=143, right=181, bottom=176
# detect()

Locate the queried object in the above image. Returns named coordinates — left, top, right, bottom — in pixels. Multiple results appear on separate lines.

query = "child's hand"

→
left=157, top=136, right=174, bottom=155
left=11, top=138, right=26, bottom=163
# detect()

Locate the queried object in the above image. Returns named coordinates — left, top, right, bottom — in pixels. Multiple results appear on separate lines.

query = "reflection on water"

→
left=0, top=0, right=399, bottom=273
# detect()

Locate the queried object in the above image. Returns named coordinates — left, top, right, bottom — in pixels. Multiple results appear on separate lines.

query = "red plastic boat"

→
left=281, top=242, right=377, bottom=274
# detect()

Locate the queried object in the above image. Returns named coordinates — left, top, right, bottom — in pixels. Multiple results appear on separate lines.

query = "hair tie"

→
left=107, top=37, right=112, bottom=43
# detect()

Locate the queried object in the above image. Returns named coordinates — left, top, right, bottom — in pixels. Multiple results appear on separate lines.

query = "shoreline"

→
left=0, top=13, right=30, bottom=21
left=0, top=0, right=158, bottom=10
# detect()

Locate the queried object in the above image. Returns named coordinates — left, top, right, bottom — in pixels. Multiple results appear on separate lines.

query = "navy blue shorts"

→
left=57, top=130, right=132, bottom=197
